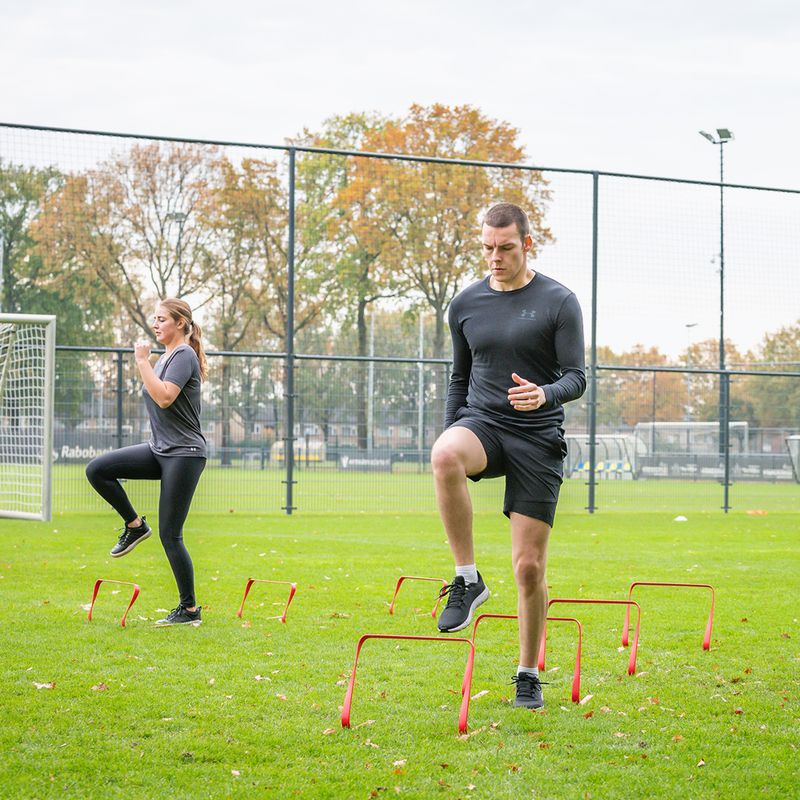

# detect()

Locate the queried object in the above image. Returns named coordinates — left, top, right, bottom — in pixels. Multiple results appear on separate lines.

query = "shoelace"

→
left=511, top=674, right=549, bottom=696
left=115, top=520, right=145, bottom=542
left=438, top=580, right=467, bottom=608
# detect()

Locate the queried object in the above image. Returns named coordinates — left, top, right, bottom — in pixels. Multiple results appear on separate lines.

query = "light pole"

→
left=699, top=128, right=733, bottom=467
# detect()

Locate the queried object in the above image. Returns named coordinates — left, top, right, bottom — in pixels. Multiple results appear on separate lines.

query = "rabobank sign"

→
left=55, top=445, right=113, bottom=462
left=338, top=455, right=392, bottom=472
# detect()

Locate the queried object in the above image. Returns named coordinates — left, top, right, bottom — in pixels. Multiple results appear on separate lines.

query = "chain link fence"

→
left=1, top=121, right=799, bottom=515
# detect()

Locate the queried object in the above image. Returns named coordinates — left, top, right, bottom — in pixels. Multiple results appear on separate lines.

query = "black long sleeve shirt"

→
left=445, top=273, right=586, bottom=430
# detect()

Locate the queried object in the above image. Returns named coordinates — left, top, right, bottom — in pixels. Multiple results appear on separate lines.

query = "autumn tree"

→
left=1, top=160, right=114, bottom=419
left=353, top=104, right=554, bottom=361
left=32, top=142, right=220, bottom=339
left=291, top=113, right=397, bottom=449
left=739, top=323, right=800, bottom=428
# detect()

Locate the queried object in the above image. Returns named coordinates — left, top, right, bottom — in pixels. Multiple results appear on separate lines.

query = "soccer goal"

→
left=0, top=314, right=56, bottom=520
left=787, top=435, right=800, bottom=484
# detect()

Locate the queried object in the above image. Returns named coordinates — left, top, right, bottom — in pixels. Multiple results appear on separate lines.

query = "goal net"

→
left=0, top=314, right=56, bottom=520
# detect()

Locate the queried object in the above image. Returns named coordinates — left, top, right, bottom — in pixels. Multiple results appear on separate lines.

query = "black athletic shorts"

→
left=450, top=407, right=568, bottom=527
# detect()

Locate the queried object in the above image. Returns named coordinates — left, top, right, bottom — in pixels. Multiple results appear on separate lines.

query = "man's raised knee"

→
left=430, top=440, right=468, bottom=479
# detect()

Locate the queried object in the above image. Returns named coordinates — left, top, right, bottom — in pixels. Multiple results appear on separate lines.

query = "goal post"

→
left=0, top=314, right=56, bottom=521
left=787, top=435, right=800, bottom=484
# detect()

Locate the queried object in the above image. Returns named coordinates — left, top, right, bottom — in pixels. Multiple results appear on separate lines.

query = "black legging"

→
left=86, top=443, right=206, bottom=608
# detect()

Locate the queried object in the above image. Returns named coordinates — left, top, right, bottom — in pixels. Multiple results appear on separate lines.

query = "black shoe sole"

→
left=514, top=699, right=545, bottom=710
left=110, top=529, right=152, bottom=558
left=437, top=586, right=490, bottom=632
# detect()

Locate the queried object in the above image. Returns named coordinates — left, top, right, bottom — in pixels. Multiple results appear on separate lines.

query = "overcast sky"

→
left=3, top=0, right=799, bottom=187
left=2, top=1, right=799, bottom=355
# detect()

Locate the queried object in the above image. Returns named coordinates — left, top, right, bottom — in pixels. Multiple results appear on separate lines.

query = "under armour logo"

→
left=520, top=309, right=537, bottom=320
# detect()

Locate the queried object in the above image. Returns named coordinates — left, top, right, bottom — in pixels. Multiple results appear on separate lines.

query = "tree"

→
left=352, top=104, right=554, bottom=361
left=291, top=113, right=398, bottom=449
left=1, top=160, right=115, bottom=421
left=742, top=322, right=800, bottom=428
left=32, top=142, right=220, bottom=339
left=337, top=104, right=554, bottom=436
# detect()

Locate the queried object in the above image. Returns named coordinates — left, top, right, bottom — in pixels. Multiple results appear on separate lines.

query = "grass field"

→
left=1, top=509, right=798, bottom=799
left=52, top=463, right=800, bottom=516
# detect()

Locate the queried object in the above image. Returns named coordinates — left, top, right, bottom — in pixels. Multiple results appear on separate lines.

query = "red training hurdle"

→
left=87, top=578, right=141, bottom=627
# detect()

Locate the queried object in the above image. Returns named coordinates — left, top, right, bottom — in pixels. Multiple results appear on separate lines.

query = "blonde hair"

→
left=158, top=297, right=208, bottom=381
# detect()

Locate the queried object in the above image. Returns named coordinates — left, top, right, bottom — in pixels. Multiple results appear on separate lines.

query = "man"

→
left=431, top=202, right=586, bottom=710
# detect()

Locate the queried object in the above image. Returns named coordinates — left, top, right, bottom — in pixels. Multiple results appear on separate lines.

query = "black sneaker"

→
left=155, top=605, right=202, bottom=626
left=512, top=672, right=548, bottom=710
left=110, top=516, right=151, bottom=558
left=436, top=573, right=490, bottom=632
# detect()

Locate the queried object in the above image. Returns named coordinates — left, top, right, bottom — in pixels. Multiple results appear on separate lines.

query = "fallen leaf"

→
left=33, top=682, right=55, bottom=690
left=599, top=706, right=612, bottom=714
left=393, top=760, right=406, bottom=767
left=538, top=742, right=551, bottom=750
left=612, top=732, right=628, bottom=738
left=208, top=678, right=215, bottom=686
left=579, top=694, right=594, bottom=705
left=471, top=690, right=489, bottom=701
left=322, top=728, right=336, bottom=735
left=231, top=769, right=241, bottom=777
left=355, top=719, right=376, bottom=728
left=744, top=668, right=753, bottom=674
left=672, top=735, right=684, bottom=742
left=734, top=708, right=744, bottom=715
left=781, top=633, right=791, bottom=639
left=241, top=620, right=251, bottom=628
left=275, top=694, right=287, bottom=701
left=697, top=759, right=706, bottom=767
left=91, top=683, right=108, bottom=692
left=583, top=711, right=594, bottom=719
left=506, top=764, right=520, bottom=773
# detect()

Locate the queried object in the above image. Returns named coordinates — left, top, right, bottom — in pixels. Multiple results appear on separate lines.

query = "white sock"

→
left=517, top=665, right=539, bottom=677
left=455, top=564, right=478, bottom=584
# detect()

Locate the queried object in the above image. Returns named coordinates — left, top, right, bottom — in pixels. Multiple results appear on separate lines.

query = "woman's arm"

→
left=135, top=342, right=181, bottom=409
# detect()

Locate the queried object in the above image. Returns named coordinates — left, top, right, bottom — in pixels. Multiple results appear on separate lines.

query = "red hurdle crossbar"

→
left=87, top=579, right=141, bottom=627
left=622, top=581, right=716, bottom=651
left=341, top=634, right=475, bottom=734
left=388, top=575, right=448, bottom=619
left=463, top=613, right=583, bottom=703
left=539, top=598, right=641, bottom=676
left=236, top=578, right=297, bottom=623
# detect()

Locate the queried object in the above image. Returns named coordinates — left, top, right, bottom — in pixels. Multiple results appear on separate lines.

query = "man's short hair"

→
left=483, top=202, right=530, bottom=242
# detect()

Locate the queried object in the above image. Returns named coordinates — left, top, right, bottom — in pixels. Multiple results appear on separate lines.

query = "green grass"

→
left=53, top=462, right=800, bottom=515
left=1, top=510, right=798, bottom=799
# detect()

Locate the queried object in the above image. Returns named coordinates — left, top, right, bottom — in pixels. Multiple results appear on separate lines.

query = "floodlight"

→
left=716, top=128, right=734, bottom=141
left=699, top=130, right=716, bottom=143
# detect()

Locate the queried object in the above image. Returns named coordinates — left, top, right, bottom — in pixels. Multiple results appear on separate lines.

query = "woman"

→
left=86, top=298, right=208, bottom=626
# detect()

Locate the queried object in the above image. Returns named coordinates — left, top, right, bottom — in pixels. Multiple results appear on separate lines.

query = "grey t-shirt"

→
left=143, top=345, right=207, bottom=458
left=445, top=273, right=586, bottom=430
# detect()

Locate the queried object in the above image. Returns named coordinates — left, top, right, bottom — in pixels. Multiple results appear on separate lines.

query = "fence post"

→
left=587, top=172, right=599, bottom=513
left=283, top=148, right=297, bottom=515
left=115, top=349, right=124, bottom=451
left=722, top=370, right=731, bottom=512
